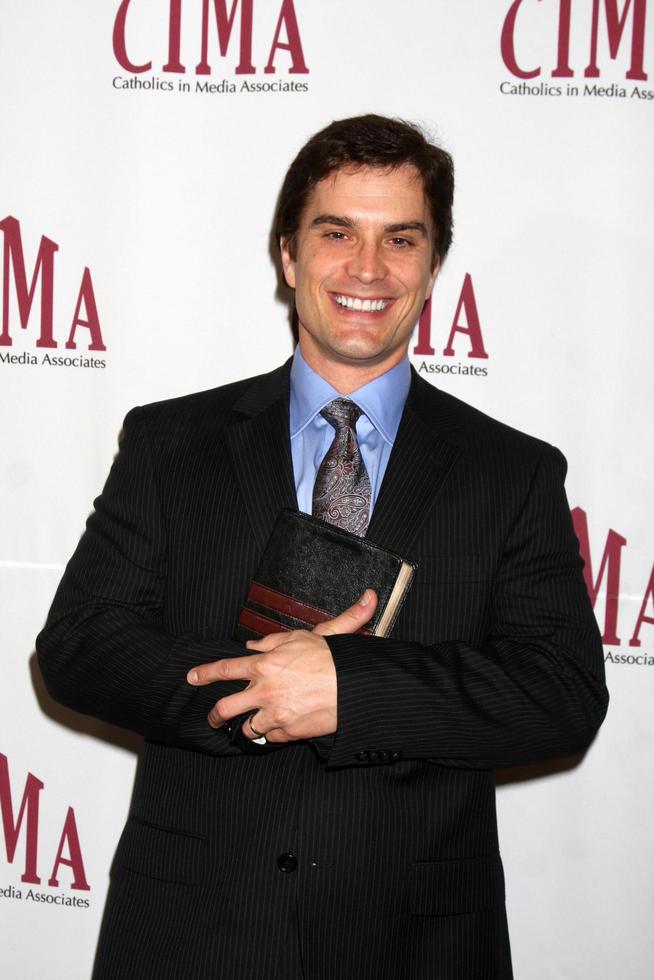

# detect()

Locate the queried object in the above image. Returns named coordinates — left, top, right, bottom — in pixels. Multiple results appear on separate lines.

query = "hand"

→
left=187, top=589, right=378, bottom=742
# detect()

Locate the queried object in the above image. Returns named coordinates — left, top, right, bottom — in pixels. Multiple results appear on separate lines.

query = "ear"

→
left=280, top=238, right=296, bottom=289
left=425, top=260, right=440, bottom=300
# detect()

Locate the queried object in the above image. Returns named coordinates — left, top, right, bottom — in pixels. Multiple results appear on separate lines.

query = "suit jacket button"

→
left=277, top=852, right=297, bottom=873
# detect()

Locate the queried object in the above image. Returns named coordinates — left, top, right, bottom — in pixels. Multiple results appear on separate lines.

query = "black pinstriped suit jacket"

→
left=37, top=360, right=608, bottom=980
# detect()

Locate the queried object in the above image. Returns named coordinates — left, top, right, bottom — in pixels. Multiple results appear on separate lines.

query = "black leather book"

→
left=234, top=509, right=416, bottom=642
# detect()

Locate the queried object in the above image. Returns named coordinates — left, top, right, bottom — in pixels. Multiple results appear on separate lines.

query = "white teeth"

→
left=334, top=295, right=389, bottom=312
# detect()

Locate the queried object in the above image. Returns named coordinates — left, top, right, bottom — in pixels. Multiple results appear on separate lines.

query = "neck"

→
left=298, top=338, right=407, bottom=395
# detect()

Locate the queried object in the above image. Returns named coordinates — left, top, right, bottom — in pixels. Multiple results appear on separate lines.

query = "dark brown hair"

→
left=274, top=114, right=454, bottom=268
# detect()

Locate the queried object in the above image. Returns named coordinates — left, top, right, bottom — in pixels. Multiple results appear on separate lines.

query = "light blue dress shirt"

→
left=289, top=347, right=411, bottom=517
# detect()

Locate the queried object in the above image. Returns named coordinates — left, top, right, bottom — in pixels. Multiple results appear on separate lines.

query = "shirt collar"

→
left=289, top=346, right=411, bottom=445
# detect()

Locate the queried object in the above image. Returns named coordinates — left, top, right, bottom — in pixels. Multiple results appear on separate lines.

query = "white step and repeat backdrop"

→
left=1, top=2, right=653, bottom=977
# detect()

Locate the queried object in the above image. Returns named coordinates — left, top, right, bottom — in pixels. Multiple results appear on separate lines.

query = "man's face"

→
left=281, top=164, right=439, bottom=389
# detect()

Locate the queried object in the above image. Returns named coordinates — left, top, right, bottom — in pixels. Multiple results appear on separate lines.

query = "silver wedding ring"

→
left=248, top=712, right=267, bottom=744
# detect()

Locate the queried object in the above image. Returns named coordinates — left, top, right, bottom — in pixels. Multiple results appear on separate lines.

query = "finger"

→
left=313, top=589, right=378, bottom=636
left=208, top=705, right=223, bottom=729
left=238, top=713, right=291, bottom=743
left=210, top=689, right=259, bottom=724
left=242, top=713, right=260, bottom=739
left=209, top=698, right=261, bottom=730
left=187, top=656, right=256, bottom=686
left=241, top=708, right=293, bottom=740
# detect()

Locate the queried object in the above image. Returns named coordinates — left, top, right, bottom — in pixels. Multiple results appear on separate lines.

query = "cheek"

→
left=304, top=248, right=343, bottom=280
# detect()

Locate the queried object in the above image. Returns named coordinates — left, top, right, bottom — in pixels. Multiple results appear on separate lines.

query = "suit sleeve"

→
left=323, top=446, right=608, bottom=770
left=36, top=407, right=250, bottom=756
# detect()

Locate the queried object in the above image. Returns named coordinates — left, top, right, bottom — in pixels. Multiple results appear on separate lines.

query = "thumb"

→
left=313, top=589, right=378, bottom=636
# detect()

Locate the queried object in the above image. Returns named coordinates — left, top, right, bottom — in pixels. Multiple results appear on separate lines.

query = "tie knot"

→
left=320, top=398, right=362, bottom=431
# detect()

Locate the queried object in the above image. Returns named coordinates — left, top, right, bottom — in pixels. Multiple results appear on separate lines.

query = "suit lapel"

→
left=366, top=371, right=461, bottom=556
left=224, top=361, right=298, bottom=552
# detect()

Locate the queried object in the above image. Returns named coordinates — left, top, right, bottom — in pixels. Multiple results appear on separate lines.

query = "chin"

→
left=330, top=328, right=390, bottom=356
left=327, top=336, right=385, bottom=358
left=332, top=345, right=394, bottom=367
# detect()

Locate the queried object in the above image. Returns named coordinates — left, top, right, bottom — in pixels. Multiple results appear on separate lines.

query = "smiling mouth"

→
left=332, top=293, right=392, bottom=313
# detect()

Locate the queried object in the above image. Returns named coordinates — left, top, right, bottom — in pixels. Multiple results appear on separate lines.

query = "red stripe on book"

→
left=248, top=582, right=332, bottom=627
left=238, top=608, right=293, bottom=637
left=244, top=582, right=373, bottom=636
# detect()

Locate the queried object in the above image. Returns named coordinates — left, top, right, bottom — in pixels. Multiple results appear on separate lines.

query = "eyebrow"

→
left=311, top=215, right=429, bottom=237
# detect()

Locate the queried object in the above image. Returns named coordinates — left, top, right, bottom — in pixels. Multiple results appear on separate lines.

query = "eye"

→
left=388, top=236, right=413, bottom=248
left=325, top=230, right=348, bottom=241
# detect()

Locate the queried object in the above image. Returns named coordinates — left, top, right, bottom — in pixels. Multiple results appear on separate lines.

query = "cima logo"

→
left=113, top=0, right=309, bottom=76
left=572, top=507, right=653, bottom=651
left=501, top=0, right=649, bottom=80
left=413, top=273, right=488, bottom=360
left=1, top=753, right=89, bottom=892
left=412, top=273, right=489, bottom=377
left=0, top=216, right=106, bottom=356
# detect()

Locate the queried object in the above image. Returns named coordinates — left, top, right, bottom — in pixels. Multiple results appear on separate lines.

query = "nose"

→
left=345, top=240, right=388, bottom=285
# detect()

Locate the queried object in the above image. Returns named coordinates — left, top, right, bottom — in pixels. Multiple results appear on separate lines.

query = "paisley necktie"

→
left=312, top=398, right=371, bottom=536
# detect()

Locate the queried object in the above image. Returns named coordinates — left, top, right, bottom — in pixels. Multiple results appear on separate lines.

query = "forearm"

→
left=36, top=404, right=250, bottom=756
left=325, top=625, right=607, bottom=770
left=323, top=446, right=609, bottom=770
left=37, top=595, right=249, bottom=755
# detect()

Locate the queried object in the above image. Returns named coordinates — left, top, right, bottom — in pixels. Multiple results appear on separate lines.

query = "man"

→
left=37, top=115, right=608, bottom=980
